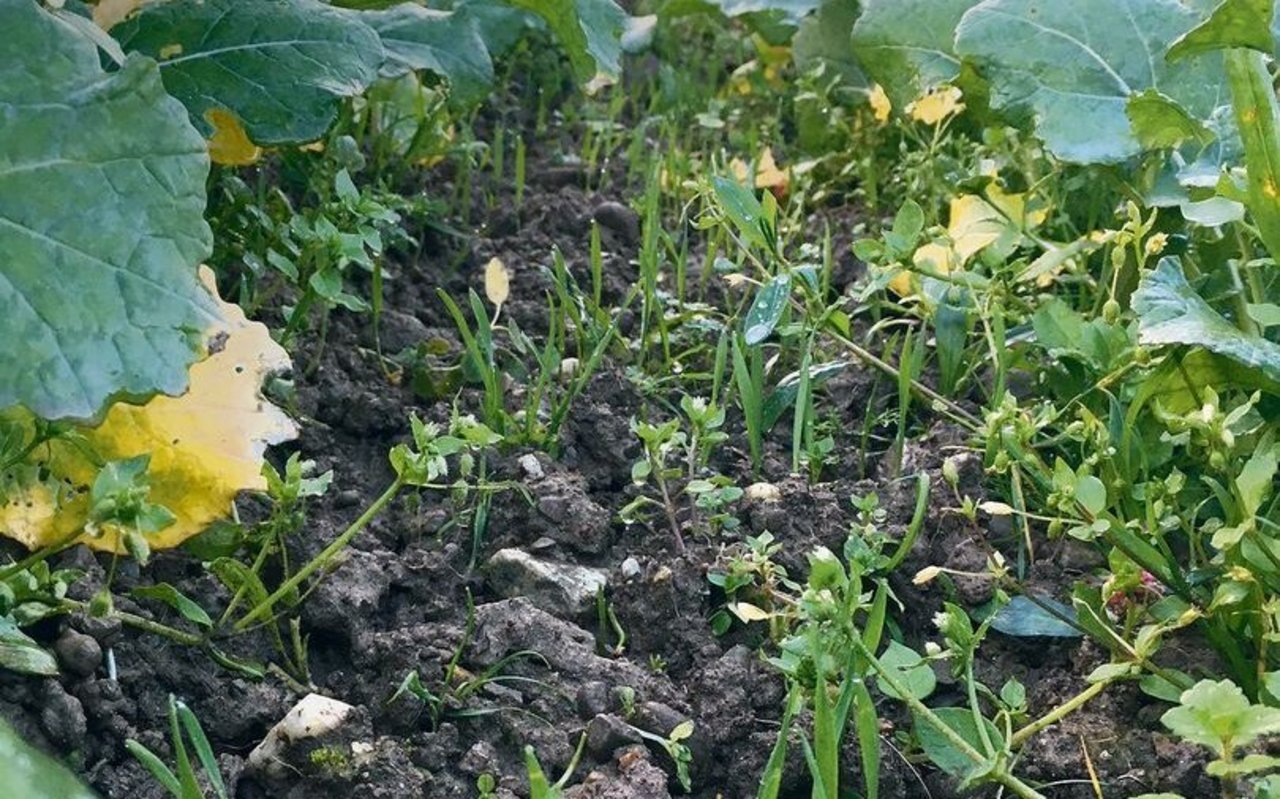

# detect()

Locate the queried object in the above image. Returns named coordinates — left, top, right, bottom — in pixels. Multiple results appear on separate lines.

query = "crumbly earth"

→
left=0, top=117, right=1213, bottom=799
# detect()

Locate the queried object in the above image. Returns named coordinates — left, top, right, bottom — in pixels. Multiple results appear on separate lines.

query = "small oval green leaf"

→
left=743, top=274, right=791, bottom=345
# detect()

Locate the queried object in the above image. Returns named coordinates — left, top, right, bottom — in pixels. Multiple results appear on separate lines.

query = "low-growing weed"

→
left=126, top=695, right=228, bottom=799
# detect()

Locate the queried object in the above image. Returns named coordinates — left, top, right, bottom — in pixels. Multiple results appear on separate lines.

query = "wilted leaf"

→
left=206, top=108, right=262, bottom=166
left=93, top=0, right=157, bottom=30
left=731, top=601, right=771, bottom=622
left=851, top=0, right=980, bottom=109
left=889, top=242, right=957, bottom=296
left=0, top=0, right=217, bottom=421
left=868, top=84, right=892, bottom=122
left=0, top=269, right=297, bottom=553
left=1133, top=258, right=1280, bottom=384
left=113, top=0, right=385, bottom=145
left=908, top=86, right=964, bottom=124
left=484, top=257, right=511, bottom=308
left=948, top=194, right=1012, bottom=263
left=753, top=147, right=790, bottom=195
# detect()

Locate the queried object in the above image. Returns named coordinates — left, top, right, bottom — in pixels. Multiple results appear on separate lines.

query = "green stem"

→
left=1010, top=679, right=1109, bottom=748
left=824, top=327, right=981, bottom=431
left=0, top=528, right=85, bottom=582
left=850, top=636, right=1046, bottom=799
left=885, top=472, right=929, bottom=571
left=60, top=599, right=204, bottom=647
left=235, top=477, right=404, bottom=630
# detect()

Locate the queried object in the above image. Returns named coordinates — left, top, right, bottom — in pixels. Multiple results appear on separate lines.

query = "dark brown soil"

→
left=0, top=101, right=1214, bottom=799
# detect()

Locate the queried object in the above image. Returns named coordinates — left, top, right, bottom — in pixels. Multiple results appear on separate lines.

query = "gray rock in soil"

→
left=586, top=714, right=642, bottom=757
left=39, top=682, right=87, bottom=749
left=361, top=309, right=428, bottom=354
left=576, top=681, right=613, bottom=720
left=518, top=453, right=545, bottom=481
left=459, top=740, right=499, bottom=776
left=484, top=548, right=608, bottom=618
left=302, top=548, right=397, bottom=641
left=54, top=628, right=102, bottom=678
left=536, top=482, right=612, bottom=554
left=564, top=744, right=673, bottom=799
left=591, top=201, right=641, bottom=243
left=70, top=613, right=122, bottom=647
left=633, top=701, right=687, bottom=739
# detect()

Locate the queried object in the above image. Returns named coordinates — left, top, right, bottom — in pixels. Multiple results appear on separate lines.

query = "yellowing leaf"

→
left=890, top=242, right=958, bottom=296
left=484, top=257, right=510, bottom=308
left=907, top=86, right=965, bottom=125
left=731, top=602, right=771, bottom=622
left=206, top=108, right=262, bottom=166
left=730, top=150, right=790, bottom=197
left=0, top=269, right=296, bottom=553
left=869, top=84, right=892, bottom=123
left=948, top=194, right=1012, bottom=264
left=985, top=184, right=1048, bottom=230
left=913, top=242, right=958, bottom=274
left=754, top=147, right=789, bottom=196
left=93, top=0, right=158, bottom=30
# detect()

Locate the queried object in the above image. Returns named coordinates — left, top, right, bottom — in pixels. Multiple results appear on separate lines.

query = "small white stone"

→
left=518, top=453, right=545, bottom=480
left=247, top=694, right=355, bottom=779
left=621, top=557, right=642, bottom=580
left=559, top=357, right=580, bottom=380
left=350, top=740, right=376, bottom=765
left=744, top=482, right=782, bottom=502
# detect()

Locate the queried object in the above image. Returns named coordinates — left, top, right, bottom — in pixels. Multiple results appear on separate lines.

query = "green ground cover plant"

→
left=2, top=0, right=1279, bottom=797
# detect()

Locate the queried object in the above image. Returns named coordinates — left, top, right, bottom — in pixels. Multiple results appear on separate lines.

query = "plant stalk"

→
left=851, top=634, right=1046, bottom=799
left=235, top=477, right=404, bottom=630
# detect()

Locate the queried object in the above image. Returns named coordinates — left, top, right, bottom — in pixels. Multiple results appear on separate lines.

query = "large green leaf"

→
left=1168, top=0, right=1275, bottom=61
left=0, top=716, right=99, bottom=798
left=794, top=0, right=868, bottom=89
left=113, top=0, right=385, bottom=145
left=850, top=0, right=979, bottom=108
left=360, top=5, right=494, bottom=107
left=664, top=0, right=820, bottom=26
left=0, top=0, right=217, bottom=421
left=1133, top=258, right=1280, bottom=383
left=457, top=0, right=538, bottom=56
left=954, top=0, right=1230, bottom=164
left=511, top=0, right=628, bottom=84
